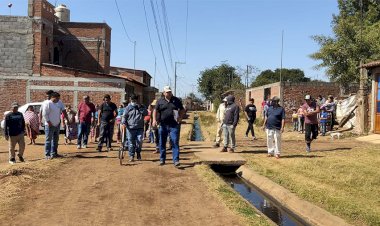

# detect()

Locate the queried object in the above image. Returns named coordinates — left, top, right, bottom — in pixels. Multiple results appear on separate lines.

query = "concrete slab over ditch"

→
left=193, top=146, right=247, bottom=166
left=237, top=165, right=352, bottom=226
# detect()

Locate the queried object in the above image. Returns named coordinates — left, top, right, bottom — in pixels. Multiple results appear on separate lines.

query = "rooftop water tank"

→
left=54, top=4, right=70, bottom=22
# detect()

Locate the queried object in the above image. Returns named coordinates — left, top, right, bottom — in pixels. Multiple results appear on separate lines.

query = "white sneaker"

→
left=82, top=145, right=87, bottom=149
left=9, top=158, right=16, bottom=164
left=77, top=145, right=81, bottom=149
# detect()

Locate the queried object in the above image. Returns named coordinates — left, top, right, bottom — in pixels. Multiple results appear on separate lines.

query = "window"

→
left=45, top=37, right=48, bottom=46
left=42, top=23, right=45, bottom=30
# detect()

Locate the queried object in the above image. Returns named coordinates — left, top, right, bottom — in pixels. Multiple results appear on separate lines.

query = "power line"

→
left=150, top=0, right=170, bottom=83
left=155, top=0, right=173, bottom=71
left=143, top=0, right=157, bottom=58
left=114, top=0, right=134, bottom=44
left=161, top=0, right=178, bottom=64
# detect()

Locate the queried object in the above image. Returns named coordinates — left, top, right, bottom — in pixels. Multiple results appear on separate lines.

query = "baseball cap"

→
left=304, top=95, right=311, bottom=100
left=222, top=97, right=227, bottom=102
left=163, top=86, right=172, bottom=92
left=272, top=96, right=280, bottom=101
left=11, top=102, right=19, bottom=108
left=151, top=99, right=157, bottom=106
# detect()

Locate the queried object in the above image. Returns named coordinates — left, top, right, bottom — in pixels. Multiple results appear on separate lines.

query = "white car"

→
left=1, top=102, right=64, bottom=132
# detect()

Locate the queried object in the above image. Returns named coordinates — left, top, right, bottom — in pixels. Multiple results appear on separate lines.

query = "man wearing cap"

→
left=245, top=98, right=257, bottom=140
left=77, top=95, right=96, bottom=149
left=4, top=102, right=26, bottom=164
left=221, top=95, right=240, bottom=153
left=302, top=95, right=320, bottom=153
left=263, top=96, right=285, bottom=158
left=97, top=94, right=118, bottom=152
left=152, top=86, right=185, bottom=167
left=122, top=95, right=148, bottom=162
left=213, top=97, right=227, bottom=148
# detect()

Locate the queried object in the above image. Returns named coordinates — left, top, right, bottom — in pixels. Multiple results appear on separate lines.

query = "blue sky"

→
left=1, top=0, right=338, bottom=97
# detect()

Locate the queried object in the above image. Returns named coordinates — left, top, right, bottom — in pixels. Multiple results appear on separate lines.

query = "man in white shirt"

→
left=213, top=97, right=227, bottom=148
left=42, top=92, right=67, bottom=159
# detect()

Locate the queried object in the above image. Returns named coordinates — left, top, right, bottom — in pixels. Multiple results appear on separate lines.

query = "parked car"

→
left=1, top=102, right=64, bottom=132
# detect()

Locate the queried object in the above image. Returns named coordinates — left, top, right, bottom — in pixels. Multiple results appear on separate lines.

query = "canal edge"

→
left=237, top=165, right=353, bottom=226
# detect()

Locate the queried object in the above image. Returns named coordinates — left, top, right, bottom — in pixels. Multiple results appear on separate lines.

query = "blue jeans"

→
left=223, top=124, right=236, bottom=149
left=77, top=122, right=91, bottom=146
left=126, top=128, right=144, bottom=157
left=159, top=124, right=180, bottom=163
left=320, top=122, right=327, bottom=135
left=45, top=125, right=60, bottom=157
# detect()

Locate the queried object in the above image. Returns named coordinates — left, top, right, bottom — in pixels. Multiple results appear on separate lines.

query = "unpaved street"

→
left=0, top=140, right=242, bottom=226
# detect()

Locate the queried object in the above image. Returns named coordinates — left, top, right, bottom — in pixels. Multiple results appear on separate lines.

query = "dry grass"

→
left=195, top=165, right=272, bottom=226
left=0, top=158, right=71, bottom=216
left=199, top=112, right=380, bottom=226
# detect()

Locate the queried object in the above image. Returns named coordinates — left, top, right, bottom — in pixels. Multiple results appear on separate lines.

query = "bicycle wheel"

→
left=119, top=147, right=125, bottom=165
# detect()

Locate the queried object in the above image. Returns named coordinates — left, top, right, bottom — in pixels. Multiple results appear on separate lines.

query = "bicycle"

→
left=118, top=126, right=126, bottom=165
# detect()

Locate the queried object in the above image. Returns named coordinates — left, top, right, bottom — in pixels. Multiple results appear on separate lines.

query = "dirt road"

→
left=0, top=139, right=242, bottom=226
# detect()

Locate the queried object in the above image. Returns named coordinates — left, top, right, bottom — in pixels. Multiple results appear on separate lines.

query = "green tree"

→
left=250, top=68, right=310, bottom=87
left=310, top=0, right=380, bottom=86
left=197, top=64, right=244, bottom=101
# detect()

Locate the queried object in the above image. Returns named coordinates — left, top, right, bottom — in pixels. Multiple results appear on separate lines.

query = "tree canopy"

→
left=197, top=64, right=244, bottom=101
left=310, top=0, right=380, bottom=86
left=250, top=68, right=310, bottom=87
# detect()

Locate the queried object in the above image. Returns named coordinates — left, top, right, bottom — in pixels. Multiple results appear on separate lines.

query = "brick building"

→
left=245, top=81, right=344, bottom=119
left=0, top=0, right=157, bottom=115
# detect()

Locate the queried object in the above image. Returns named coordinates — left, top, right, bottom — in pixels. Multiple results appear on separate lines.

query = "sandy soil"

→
left=0, top=136, right=242, bottom=226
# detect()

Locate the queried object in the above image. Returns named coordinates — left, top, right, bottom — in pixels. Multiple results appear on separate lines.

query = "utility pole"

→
left=153, top=57, right=156, bottom=87
left=280, top=30, right=284, bottom=82
left=133, top=41, right=136, bottom=75
left=246, top=65, right=249, bottom=88
left=174, top=61, right=186, bottom=96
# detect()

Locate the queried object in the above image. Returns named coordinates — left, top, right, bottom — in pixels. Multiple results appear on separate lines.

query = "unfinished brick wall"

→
left=57, top=23, right=111, bottom=74
left=245, top=83, right=281, bottom=118
left=282, top=82, right=341, bottom=120
left=0, top=79, right=28, bottom=115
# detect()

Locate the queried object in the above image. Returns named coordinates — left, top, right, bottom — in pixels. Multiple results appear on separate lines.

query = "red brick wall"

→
left=77, top=91, right=122, bottom=107
left=245, top=83, right=281, bottom=118
left=0, top=79, right=28, bottom=116
left=57, top=23, right=111, bottom=74
left=282, top=82, right=341, bottom=120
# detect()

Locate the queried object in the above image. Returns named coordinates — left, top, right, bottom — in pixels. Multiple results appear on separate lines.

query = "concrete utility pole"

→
left=174, top=61, right=185, bottom=96
left=358, top=61, right=369, bottom=135
left=280, top=30, right=284, bottom=82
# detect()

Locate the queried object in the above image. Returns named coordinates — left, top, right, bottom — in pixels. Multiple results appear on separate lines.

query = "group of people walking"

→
left=3, top=86, right=185, bottom=167
left=213, top=93, right=335, bottom=159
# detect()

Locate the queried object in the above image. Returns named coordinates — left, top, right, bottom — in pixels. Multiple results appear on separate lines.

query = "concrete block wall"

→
left=0, top=16, right=34, bottom=76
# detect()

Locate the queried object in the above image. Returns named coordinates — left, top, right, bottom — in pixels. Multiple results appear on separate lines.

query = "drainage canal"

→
left=192, top=114, right=306, bottom=225
left=191, top=114, right=204, bottom=141
left=211, top=165, right=308, bottom=226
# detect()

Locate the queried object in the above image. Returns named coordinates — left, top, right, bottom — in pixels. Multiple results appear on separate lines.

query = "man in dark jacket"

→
left=4, top=102, right=26, bottom=164
left=221, top=95, right=240, bottom=153
left=122, top=95, right=148, bottom=162
left=97, top=94, right=118, bottom=152
left=245, top=98, right=257, bottom=140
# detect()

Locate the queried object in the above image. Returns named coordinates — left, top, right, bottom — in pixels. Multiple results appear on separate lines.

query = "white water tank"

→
left=54, top=4, right=70, bottom=22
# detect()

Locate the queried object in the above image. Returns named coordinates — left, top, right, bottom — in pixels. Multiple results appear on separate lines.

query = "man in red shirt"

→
left=77, top=96, right=96, bottom=149
left=302, top=95, right=320, bottom=153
